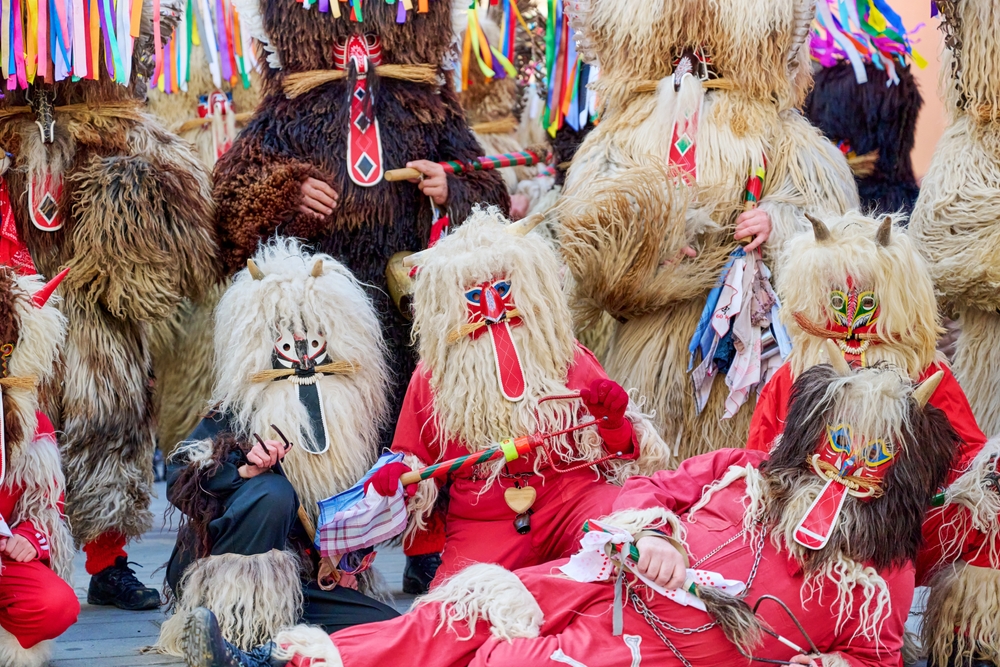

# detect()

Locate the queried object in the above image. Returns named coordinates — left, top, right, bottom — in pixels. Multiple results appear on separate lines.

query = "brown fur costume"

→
left=213, top=0, right=510, bottom=434
left=0, top=5, right=220, bottom=546
left=554, top=0, right=858, bottom=463
left=0, top=269, right=75, bottom=666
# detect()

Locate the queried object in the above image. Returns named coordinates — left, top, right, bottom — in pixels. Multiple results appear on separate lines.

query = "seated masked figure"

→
left=153, top=239, right=398, bottom=657
left=183, top=359, right=957, bottom=667
left=746, top=211, right=1000, bottom=665
left=0, top=267, right=78, bottom=667
left=357, top=206, right=671, bottom=590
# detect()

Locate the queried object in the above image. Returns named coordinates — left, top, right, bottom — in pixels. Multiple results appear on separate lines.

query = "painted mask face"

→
left=461, top=278, right=525, bottom=401
left=466, top=279, right=513, bottom=326
left=333, top=34, right=383, bottom=73
left=813, top=423, right=896, bottom=496
left=272, top=327, right=331, bottom=374
left=827, top=278, right=880, bottom=337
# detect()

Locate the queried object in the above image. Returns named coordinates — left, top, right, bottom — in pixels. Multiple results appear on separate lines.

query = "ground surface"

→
left=50, top=482, right=414, bottom=666
left=50, top=481, right=929, bottom=666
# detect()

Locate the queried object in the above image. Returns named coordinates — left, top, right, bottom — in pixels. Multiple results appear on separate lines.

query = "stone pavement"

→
left=50, top=482, right=415, bottom=666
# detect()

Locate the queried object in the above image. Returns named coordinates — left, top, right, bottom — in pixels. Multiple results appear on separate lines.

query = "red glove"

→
left=364, top=462, right=414, bottom=498
left=580, top=379, right=637, bottom=458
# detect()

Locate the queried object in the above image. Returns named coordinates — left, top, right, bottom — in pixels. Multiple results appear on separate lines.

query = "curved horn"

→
left=402, top=249, right=431, bottom=269
left=311, top=259, right=324, bottom=277
left=32, top=266, right=71, bottom=308
left=247, top=259, right=265, bottom=280
left=822, top=339, right=852, bottom=376
left=913, top=370, right=944, bottom=409
left=875, top=216, right=893, bottom=247
left=805, top=213, right=831, bottom=243
left=506, top=213, right=545, bottom=237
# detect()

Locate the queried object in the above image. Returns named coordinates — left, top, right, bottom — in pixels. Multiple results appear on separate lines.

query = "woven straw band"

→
left=791, top=311, right=888, bottom=342
left=283, top=64, right=439, bottom=99
left=447, top=308, right=522, bottom=345
left=0, top=376, right=37, bottom=390
left=0, top=101, right=144, bottom=123
left=811, top=456, right=884, bottom=499
left=249, top=361, right=358, bottom=383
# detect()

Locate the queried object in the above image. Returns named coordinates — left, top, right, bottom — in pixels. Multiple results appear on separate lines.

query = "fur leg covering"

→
left=150, top=283, right=225, bottom=455
left=154, top=550, right=303, bottom=655
left=953, top=308, right=1000, bottom=437
left=272, top=626, right=344, bottom=667
left=922, top=562, right=1000, bottom=666
left=416, top=564, right=544, bottom=641
left=0, top=627, right=52, bottom=667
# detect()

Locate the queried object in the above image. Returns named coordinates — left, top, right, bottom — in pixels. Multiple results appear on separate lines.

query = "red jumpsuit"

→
left=314, top=449, right=911, bottom=667
left=0, top=414, right=79, bottom=648
left=393, top=345, right=636, bottom=586
left=748, top=361, right=990, bottom=581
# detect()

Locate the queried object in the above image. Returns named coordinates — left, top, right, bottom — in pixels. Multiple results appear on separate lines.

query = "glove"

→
left=580, top=379, right=637, bottom=458
left=580, top=379, right=629, bottom=429
left=364, top=462, right=413, bottom=498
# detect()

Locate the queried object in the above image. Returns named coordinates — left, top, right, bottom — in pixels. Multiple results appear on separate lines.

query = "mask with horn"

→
left=777, top=211, right=941, bottom=379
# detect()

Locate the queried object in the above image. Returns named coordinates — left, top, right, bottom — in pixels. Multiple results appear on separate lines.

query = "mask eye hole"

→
left=830, top=293, right=846, bottom=310
left=827, top=424, right=852, bottom=453
left=861, top=295, right=876, bottom=310
left=493, top=281, right=511, bottom=298
left=465, top=288, right=483, bottom=306
left=283, top=343, right=292, bottom=352
left=311, top=340, right=319, bottom=348
left=364, top=33, right=378, bottom=48
left=864, top=439, right=894, bottom=467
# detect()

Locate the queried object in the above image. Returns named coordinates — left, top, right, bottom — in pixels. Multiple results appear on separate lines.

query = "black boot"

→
left=182, top=607, right=285, bottom=667
left=87, top=556, right=161, bottom=611
left=402, top=553, right=441, bottom=595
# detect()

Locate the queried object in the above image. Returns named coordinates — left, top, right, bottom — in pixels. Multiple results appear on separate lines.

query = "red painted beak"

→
left=32, top=266, right=70, bottom=308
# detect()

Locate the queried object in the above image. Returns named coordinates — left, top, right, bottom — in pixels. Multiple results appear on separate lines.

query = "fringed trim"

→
left=800, top=554, right=891, bottom=641
left=401, top=454, right=439, bottom=550
left=5, top=435, right=73, bottom=582
left=941, top=437, right=1000, bottom=568
left=272, top=626, right=343, bottom=667
left=923, top=562, right=1000, bottom=666
left=416, top=564, right=544, bottom=642
left=152, top=550, right=303, bottom=654
left=600, top=506, right=686, bottom=550
left=0, top=627, right=51, bottom=667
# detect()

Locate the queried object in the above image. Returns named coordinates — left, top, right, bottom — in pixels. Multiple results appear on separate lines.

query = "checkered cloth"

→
left=316, top=452, right=408, bottom=558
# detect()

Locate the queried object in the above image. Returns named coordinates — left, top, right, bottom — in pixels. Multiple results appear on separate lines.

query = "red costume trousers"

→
left=0, top=558, right=79, bottom=648
left=431, top=473, right=622, bottom=587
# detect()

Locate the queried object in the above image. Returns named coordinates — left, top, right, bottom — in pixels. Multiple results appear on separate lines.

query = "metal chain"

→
left=690, top=527, right=747, bottom=569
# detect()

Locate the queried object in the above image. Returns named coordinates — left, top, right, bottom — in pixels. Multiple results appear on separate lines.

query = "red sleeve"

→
left=746, top=363, right=793, bottom=453
left=822, top=565, right=914, bottom=667
left=390, top=363, right=442, bottom=467
left=566, top=343, right=640, bottom=459
left=922, top=363, right=987, bottom=482
left=612, top=448, right=765, bottom=515
left=11, top=520, right=50, bottom=564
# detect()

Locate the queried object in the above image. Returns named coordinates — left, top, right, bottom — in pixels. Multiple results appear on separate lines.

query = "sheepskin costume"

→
left=155, top=238, right=389, bottom=654
left=0, top=2, right=219, bottom=558
left=553, top=0, right=858, bottom=463
left=0, top=268, right=74, bottom=666
left=804, top=61, right=923, bottom=214
left=212, top=0, right=510, bottom=438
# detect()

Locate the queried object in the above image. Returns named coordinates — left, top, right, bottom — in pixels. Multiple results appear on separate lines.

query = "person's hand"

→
left=298, top=177, right=338, bottom=218
left=789, top=655, right=819, bottom=666
left=364, top=462, right=416, bottom=498
left=734, top=207, right=772, bottom=253
left=634, top=535, right=686, bottom=590
left=1, top=534, right=39, bottom=563
left=238, top=439, right=288, bottom=479
left=407, top=160, right=449, bottom=206
left=509, top=194, right=531, bottom=220
left=580, top=379, right=629, bottom=429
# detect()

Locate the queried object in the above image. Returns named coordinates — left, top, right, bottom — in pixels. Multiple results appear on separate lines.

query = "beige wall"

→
left=899, top=3, right=946, bottom=179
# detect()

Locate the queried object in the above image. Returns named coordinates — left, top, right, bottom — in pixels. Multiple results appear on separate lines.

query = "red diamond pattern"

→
left=489, top=322, right=526, bottom=401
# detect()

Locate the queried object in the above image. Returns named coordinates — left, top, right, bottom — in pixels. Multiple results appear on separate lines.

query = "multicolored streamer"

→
left=811, top=0, right=926, bottom=85
left=156, top=0, right=255, bottom=93
left=298, top=0, right=432, bottom=22
left=541, top=0, right=597, bottom=137
left=459, top=0, right=516, bottom=90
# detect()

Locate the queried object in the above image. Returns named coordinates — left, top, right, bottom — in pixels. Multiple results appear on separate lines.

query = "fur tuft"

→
left=417, top=563, right=544, bottom=641
left=0, top=628, right=52, bottom=667
left=272, top=626, right=343, bottom=667
left=923, top=562, right=1000, bottom=666
left=154, top=550, right=303, bottom=653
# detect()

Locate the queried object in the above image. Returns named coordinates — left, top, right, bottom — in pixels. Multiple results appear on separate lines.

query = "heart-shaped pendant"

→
left=504, top=486, right=537, bottom=515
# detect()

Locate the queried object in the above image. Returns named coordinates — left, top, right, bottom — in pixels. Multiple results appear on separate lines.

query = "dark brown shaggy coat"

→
left=213, top=0, right=510, bottom=429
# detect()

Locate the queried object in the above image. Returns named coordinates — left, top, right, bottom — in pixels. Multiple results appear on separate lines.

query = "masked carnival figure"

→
left=153, top=239, right=397, bottom=658
left=804, top=1, right=923, bottom=214
left=213, top=0, right=510, bottom=444
left=0, top=2, right=220, bottom=610
left=185, top=359, right=957, bottom=667
left=554, top=0, right=858, bottom=462
left=145, top=5, right=264, bottom=457
left=0, top=268, right=78, bottom=667
left=747, top=211, right=1000, bottom=667
left=354, top=206, right=670, bottom=593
